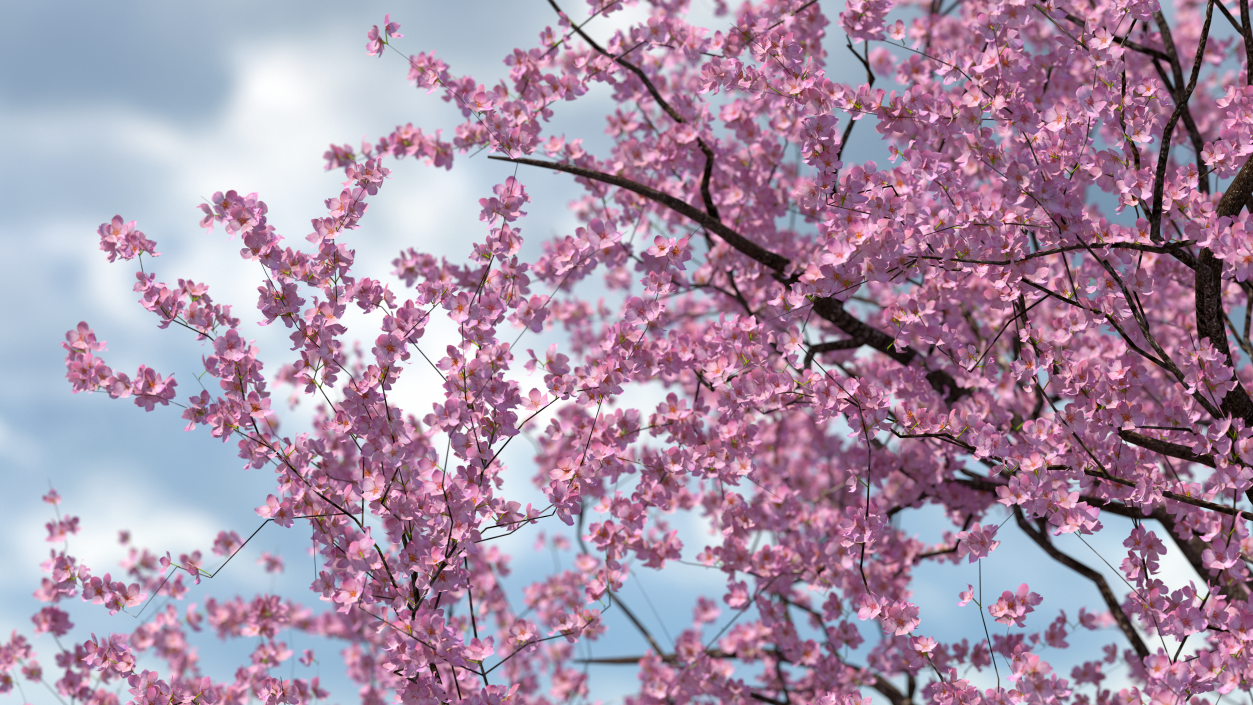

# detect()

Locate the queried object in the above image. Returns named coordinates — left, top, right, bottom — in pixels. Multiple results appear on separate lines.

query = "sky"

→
left=0, top=2, right=742, bottom=702
left=0, top=2, right=1207, bottom=704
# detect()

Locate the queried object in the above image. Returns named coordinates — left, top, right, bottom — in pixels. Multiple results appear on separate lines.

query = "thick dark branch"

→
left=1061, top=11, right=1175, bottom=65
left=954, top=475, right=1164, bottom=521
left=1217, top=153, right=1253, bottom=219
left=919, top=240, right=1195, bottom=267
left=954, top=461, right=1253, bottom=520
left=810, top=297, right=967, bottom=402
left=870, top=675, right=910, bottom=705
left=1149, top=3, right=1215, bottom=241
left=547, top=0, right=723, bottom=221
left=493, top=154, right=970, bottom=402
left=490, top=155, right=788, bottom=271
left=1215, top=0, right=1245, bottom=35
left=1118, top=429, right=1216, bottom=467
left=1114, top=35, right=1172, bottom=63
left=1242, top=0, right=1253, bottom=86
left=804, top=339, right=863, bottom=368
left=699, top=144, right=721, bottom=222
left=578, top=655, right=685, bottom=664
left=811, top=297, right=914, bottom=366
left=1085, top=469, right=1253, bottom=520
left=1152, top=508, right=1251, bottom=601
left=960, top=474, right=1250, bottom=600
left=1147, top=5, right=1253, bottom=433
left=1196, top=245, right=1253, bottom=426
left=1013, top=508, right=1150, bottom=660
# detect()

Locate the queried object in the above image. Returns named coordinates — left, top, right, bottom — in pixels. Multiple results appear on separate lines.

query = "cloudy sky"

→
left=0, top=2, right=1196, bottom=704
left=0, top=2, right=751, bottom=702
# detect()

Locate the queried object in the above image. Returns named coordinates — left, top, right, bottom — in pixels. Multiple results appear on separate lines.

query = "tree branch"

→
left=491, top=155, right=788, bottom=272
left=607, top=590, right=667, bottom=656
left=579, top=650, right=910, bottom=705
left=804, top=339, right=863, bottom=368
left=1149, top=3, right=1215, bottom=241
left=491, top=154, right=970, bottom=402
left=1013, top=508, right=1150, bottom=660
left=1117, top=429, right=1216, bottom=467
left=546, top=0, right=723, bottom=221
left=957, top=475, right=1251, bottom=600
left=1153, top=11, right=1212, bottom=194
left=1242, top=0, right=1253, bottom=85
left=1152, top=507, right=1251, bottom=601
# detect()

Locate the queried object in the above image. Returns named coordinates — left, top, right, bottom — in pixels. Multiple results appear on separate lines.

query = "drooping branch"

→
left=1084, top=469, right=1253, bottom=520
left=489, top=156, right=788, bottom=271
left=1152, top=508, right=1251, bottom=601
left=1013, top=508, right=1151, bottom=660
left=607, top=591, right=667, bottom=657
left=490, top=155, right=969, bottom=402
left=1214, top=0, right=1245, bottom=36
left=546, top=0, right=722, bottom=221
left=959, top=474, right=1249, bottom=600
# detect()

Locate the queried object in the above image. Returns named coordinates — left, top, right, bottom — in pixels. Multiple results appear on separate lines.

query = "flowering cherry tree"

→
left=9, top=0, right=1253, bottom=703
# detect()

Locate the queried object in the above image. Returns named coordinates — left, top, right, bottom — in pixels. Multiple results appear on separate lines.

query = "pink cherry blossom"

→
left=988, top=583, right=1044, bottom=628
left=955, top=522, right=1001, bottom=563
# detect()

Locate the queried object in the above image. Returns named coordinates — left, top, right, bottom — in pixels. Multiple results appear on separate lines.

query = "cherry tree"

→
left=7, top=0, right=1253, bottom=703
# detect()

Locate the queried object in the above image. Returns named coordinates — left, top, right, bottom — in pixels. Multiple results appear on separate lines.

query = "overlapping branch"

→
left=1013, top=508, right=1150, bottom=660
left=490, top=155, right=969, bottom=402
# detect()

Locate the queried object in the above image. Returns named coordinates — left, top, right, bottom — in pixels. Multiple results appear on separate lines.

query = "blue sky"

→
left=0, top=2, right=1202, bottom=704
left=1, top=0, right=591, bottom=698
left=0, top=3, right=735, bottom=702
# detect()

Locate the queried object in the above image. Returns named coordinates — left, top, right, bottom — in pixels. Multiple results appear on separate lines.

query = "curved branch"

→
left=1117, top=429, right=1216, bottom=468
left=1152, top=508, right=1251, bottom=601
left=1013, top=508, right=1150, bottom=660
left=547, top=0, right=722, bottom=221
left=1084, top=469, right=1253, bottom=520
left=490, top=156, right=970, bottom=402
left=1149, top=2, right=1214, bottom=242
left=958, top=475, right=1250, bottom=600
left=490, top=155, right=788, bottom=271
left=917, top=239, right=1195, bottom=267
left=804, top=339, right=863, bottom=368
left=607, top=590, right=666, bottom=656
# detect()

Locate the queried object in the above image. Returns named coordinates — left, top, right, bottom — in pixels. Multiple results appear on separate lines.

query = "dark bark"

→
left=1014, top=509, right=1150, bottom=660
left=492, top=155, right=969, bottom=403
